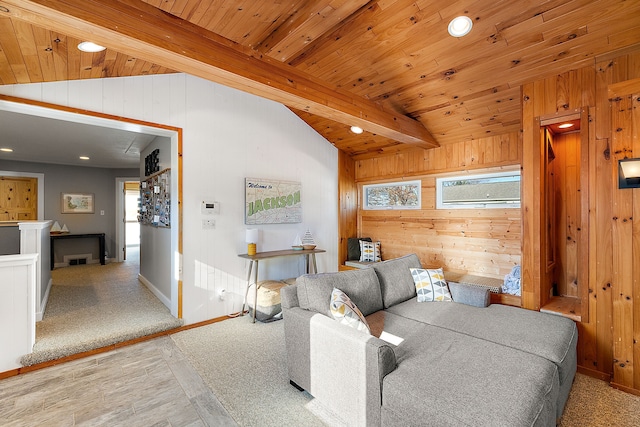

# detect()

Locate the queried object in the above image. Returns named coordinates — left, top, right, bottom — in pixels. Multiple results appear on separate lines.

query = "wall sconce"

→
left=246, top=229, right=259, bottom=256
left=618, top=158, right=640, bottom=189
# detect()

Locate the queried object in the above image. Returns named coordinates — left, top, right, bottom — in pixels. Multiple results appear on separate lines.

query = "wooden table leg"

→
left=241, top=260, right=254, bottom=317
left=252, top=260, right=259, bottom=323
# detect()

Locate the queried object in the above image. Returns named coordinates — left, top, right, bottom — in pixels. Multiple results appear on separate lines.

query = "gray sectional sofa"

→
left=281, top=254, right=577, bottom=427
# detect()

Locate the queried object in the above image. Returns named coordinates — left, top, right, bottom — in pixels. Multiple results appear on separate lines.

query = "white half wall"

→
left=0, top=74, right=339, bottom=325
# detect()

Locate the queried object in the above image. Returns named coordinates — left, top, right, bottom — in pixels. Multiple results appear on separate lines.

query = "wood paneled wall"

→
left=352, top=133, right=522, bottom=280
left=338, top=150, right=357, bottom=266
left=522, top=47, right=640, bottom=393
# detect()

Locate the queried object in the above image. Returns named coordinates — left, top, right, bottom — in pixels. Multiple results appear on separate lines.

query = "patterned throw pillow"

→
left=329, top=288, right=371, bottom=334
left=359, top=241, right=382, bottom=262
left=410, top=268, right=452, bottom=302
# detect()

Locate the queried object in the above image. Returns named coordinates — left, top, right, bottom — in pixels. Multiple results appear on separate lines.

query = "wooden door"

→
left=0, top=176, right=37, bottom=220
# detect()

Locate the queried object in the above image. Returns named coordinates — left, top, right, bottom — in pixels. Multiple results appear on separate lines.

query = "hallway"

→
left=21, top=250, right=182, bottom=366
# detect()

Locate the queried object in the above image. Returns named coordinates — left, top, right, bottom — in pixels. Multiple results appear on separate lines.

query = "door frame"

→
left=0, top=95, right=182, bottom=318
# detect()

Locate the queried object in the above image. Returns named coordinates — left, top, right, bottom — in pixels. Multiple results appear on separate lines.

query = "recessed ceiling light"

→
left=350, top=126, right=364, bottom=134
left=79, top=156, right=90, bottom=160
left=77, top=41, right=106, bottom=52
left=558, top=123, right=574, bottom=129
left=0, top=147, right=13, bottom=152
left=448, top=16, right=473, bottom=37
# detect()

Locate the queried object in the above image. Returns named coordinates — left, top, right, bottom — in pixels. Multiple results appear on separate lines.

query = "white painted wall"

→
left=0, top=74, right=339, bottom=325
left=0, top=253, right=37, bottom=372
left=138, top=137, right=172, bottom=304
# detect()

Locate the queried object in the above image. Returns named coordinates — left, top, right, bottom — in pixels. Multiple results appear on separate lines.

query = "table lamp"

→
left=246, top=229, right=259, bottom=255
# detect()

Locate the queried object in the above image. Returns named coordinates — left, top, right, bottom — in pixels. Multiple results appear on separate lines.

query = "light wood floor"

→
left=0, top=336, right=237, bottom=426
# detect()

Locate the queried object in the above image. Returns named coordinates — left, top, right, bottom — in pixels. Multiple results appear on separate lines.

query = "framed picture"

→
left=245, top=178, right=301, bottom=225
left=61, top=192, right=95, bottom=214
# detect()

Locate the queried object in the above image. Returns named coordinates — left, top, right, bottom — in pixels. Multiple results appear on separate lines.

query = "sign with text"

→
left=245, top=178, right=301, bottom=224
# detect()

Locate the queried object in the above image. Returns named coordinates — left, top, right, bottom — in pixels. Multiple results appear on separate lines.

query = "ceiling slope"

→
left=0, top=0, right=439, bottom=150
left=1, top=1, right=639, bottom=158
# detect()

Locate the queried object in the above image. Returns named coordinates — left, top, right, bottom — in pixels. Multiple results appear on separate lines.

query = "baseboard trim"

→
left=138, top=273, right=171, bottom=309
left=577, top=365, right=611, bottom=382
left=610, top=382, right=640, bottom=396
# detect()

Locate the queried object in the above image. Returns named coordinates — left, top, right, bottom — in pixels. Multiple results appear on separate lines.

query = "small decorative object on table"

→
left=50, top=221, right=62, bottom=234
left=292, top=233, right=303, bottom=250
left=246, top=229, right=259, bottom=256
left=302, top=229, right=316, bottom=250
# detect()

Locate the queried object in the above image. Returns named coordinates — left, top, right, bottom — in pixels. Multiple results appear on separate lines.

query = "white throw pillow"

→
left=359, top=240, right=382, bottom=262
left=410, top=268, right=452, bottom=302
left=329, top=288, right=371, bottom=334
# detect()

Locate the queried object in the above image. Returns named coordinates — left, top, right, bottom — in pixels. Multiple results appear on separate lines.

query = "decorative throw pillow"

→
left=410, top=268, right=452, bottom=302
left=347, top=237, right=372, bottom=261
left=359, top=241, right=382, bottom=262
left=329, top=288, right=371, bottom=334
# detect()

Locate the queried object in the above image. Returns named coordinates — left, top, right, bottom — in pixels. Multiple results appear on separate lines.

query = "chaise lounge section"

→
left=281, top=254, right=577, bottom=426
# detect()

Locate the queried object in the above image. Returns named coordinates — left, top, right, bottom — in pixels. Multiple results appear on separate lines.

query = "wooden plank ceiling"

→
left=0, top=0, right=639, bottom=159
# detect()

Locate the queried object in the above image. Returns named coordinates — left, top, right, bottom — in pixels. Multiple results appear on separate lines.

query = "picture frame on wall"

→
left=61, top=192, right=95, bottom=214
left=245, top=178, right=302, bottom=225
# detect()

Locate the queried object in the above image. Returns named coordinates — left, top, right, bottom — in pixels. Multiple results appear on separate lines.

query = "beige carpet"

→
left=21, top=249, right=183, bottom=366
left=173, top=316, right=640, bottom=427
left=560, top=373, right=640, bottom=426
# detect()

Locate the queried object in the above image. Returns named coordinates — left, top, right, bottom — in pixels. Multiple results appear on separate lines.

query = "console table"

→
left=238, top=248, right=325, bottom=323
left=50, top=233, right=106, bottom=270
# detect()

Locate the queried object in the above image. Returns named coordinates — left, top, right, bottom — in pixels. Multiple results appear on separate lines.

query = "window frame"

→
left=436, top=170, right=521, bottom=210
left=362, top=180, right=422, bottom=210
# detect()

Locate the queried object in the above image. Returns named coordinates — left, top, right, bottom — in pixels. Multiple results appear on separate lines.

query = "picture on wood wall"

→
left=245, top=178, right=301, bottom=225
left=61, top=193, right=94, bottom=214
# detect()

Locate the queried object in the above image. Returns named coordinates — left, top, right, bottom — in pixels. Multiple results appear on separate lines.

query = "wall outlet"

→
left=202, top=219, right=215, bottom=229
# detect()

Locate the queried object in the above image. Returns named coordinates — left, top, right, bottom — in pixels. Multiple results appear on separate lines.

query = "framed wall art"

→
left=61, top=192, right=95, bottom=214
left=139, top=168, right=171, bottom=228
left=245, top=178, right=301, bottom=225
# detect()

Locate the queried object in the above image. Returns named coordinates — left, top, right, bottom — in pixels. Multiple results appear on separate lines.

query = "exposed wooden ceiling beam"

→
left=0, top=0, right=439, bottom=149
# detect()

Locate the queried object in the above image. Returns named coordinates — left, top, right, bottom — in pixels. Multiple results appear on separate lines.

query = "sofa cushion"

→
left=386, top=298, right=577, bottom=392
left=382, top=324, right=559, bottom=427
left=359, top=240, right=382, bottom=262
left=296, top=267, right=383, bottom=317
left=371, top=253, right=422, bottom=308
left=410, top=267, right=452, bottom=302
left=330, top=288, right=371, bottom=334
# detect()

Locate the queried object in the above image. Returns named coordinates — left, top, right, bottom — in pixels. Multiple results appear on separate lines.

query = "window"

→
left=436, top=171, right=520, bottom=209
left=363, top=180, right=421, bottom=210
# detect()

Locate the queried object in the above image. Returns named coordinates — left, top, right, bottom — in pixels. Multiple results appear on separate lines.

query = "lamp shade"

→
left=246, top=228, right=259, bottom=243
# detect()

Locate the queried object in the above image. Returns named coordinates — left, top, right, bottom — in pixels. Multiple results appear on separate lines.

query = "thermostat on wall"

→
left=201, top=201, right=220, bottom=214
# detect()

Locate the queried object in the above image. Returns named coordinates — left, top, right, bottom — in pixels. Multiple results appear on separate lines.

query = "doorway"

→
left=116, top=179, right=141, bottom=262
left=539, top=112, right=589, bottom=322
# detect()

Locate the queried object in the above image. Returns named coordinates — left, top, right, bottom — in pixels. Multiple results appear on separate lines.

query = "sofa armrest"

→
left=309, top=313, right=396, bottom=427
left=281, top=283, right=299, bottom=309
left=282, top=305, right=315, bottom=391
left=449, top=281, right=491, bottom=307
